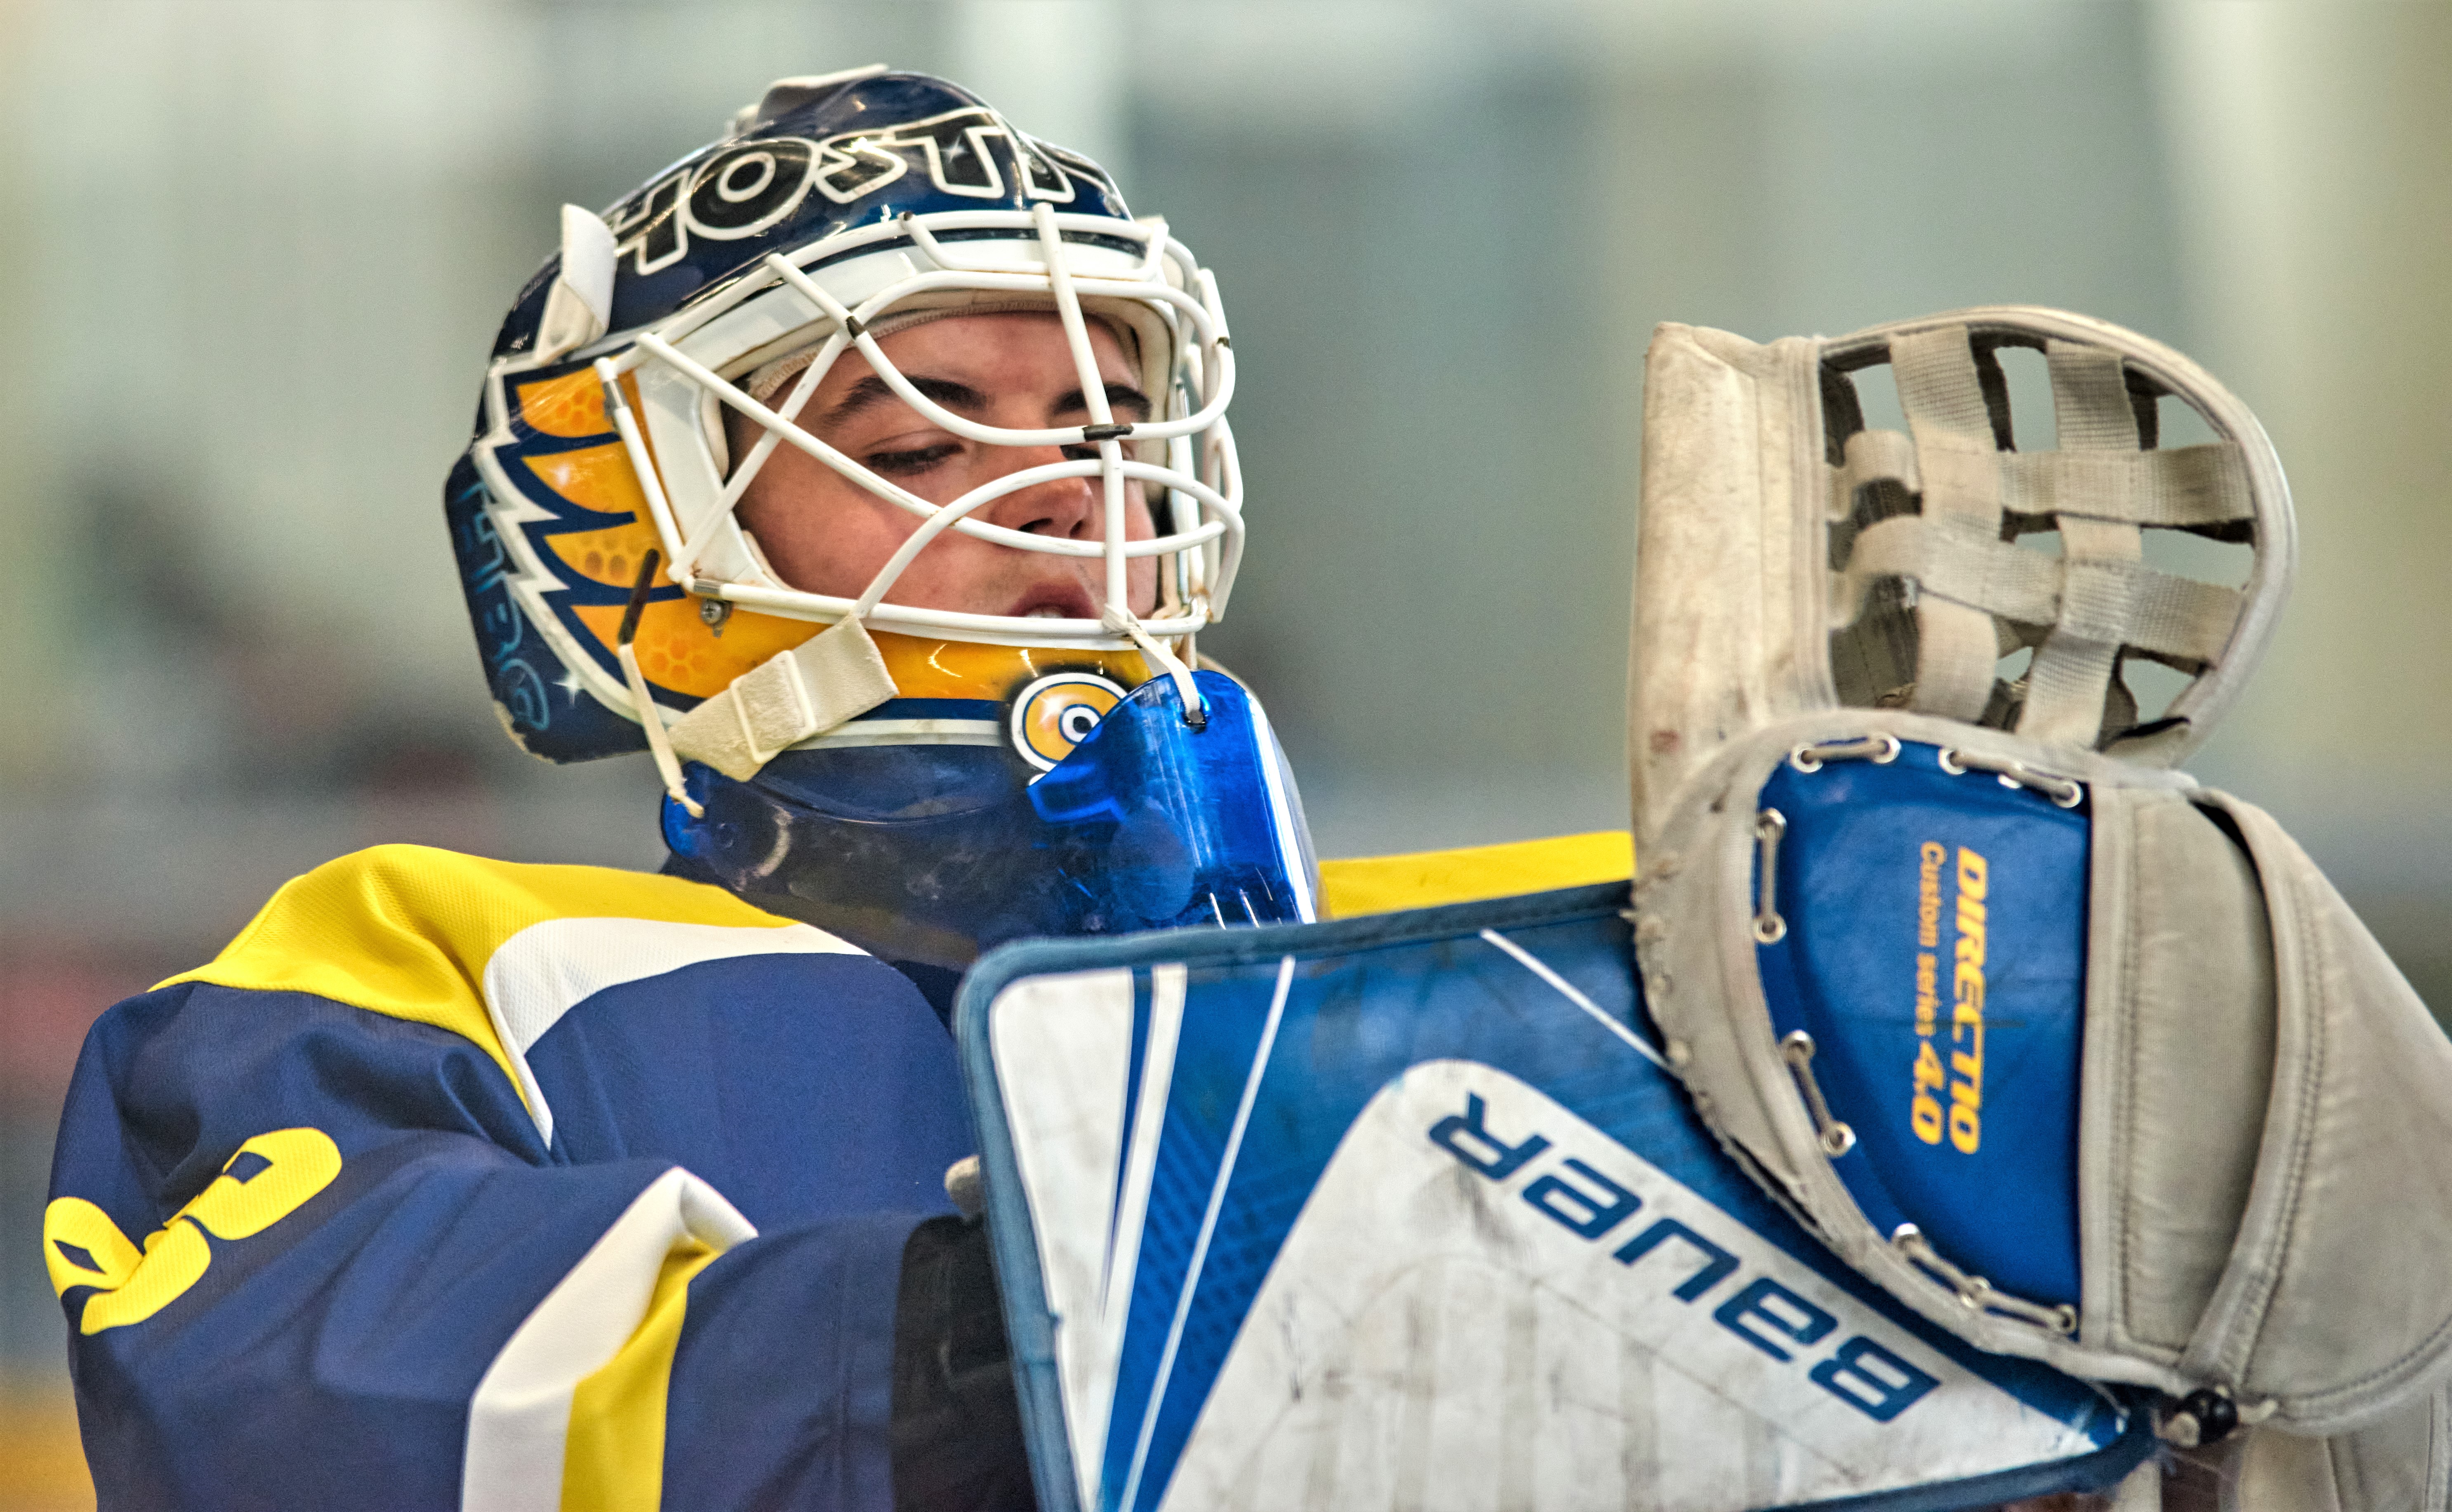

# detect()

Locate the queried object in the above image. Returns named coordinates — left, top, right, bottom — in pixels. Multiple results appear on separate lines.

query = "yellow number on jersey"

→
left=44, top=1128, right=342, bottom=1334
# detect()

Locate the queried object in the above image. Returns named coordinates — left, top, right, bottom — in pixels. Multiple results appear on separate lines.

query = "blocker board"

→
left=955, top=883, right=2151, bottom=1512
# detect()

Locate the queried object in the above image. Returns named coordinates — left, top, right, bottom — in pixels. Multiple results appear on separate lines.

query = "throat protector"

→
left=664, top=668, right=1317, bottom=1006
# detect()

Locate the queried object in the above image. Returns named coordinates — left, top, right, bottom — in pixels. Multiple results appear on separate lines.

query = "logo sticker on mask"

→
left=611, top=107, right=1085, bottom=278
left=1012, top=673, right=1125, bottom=771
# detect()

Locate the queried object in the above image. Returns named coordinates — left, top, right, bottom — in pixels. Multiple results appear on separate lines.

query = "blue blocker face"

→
left=958, top=884, right=2147, bottom=1512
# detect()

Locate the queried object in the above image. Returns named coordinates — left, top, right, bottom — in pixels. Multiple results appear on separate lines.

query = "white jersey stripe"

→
left=461, top=1167, right=756, bottom=1512
left=480, top=917, right=865, bottom=1147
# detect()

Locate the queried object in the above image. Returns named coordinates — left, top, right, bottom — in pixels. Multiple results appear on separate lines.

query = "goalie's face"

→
left=731, top=312, right=1160, bottom=620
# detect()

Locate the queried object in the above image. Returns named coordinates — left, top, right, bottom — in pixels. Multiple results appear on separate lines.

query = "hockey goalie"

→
left=42, top=62, right=2452, bottom=1512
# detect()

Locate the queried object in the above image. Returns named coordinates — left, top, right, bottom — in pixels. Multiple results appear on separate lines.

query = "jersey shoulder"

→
left=157, top=844, right=860, bottom=1096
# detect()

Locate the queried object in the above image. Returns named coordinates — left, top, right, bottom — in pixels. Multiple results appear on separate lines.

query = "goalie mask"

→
left=444, top=68, right=1312, bottom=983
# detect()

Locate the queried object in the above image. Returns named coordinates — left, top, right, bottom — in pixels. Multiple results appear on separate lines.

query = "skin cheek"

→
left=733, top=443, right=1160, bottom=614
left=734, top=463, right=923, bottom=601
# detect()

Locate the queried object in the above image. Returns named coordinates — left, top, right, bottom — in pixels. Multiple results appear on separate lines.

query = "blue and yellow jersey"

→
left=43, top=832, right=1635, bottom=1508
left=45, top=844, right=971, bottom=1510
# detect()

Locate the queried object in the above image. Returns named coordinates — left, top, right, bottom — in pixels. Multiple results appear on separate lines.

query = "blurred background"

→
left=1, top=0, right=2444, bottom=1502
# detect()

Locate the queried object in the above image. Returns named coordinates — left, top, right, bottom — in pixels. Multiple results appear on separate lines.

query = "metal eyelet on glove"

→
left=1936, top=747, right=2085, bottom=808
left=1752, top=809, right=1788, bottom=943
left=1890, top=1223, right=2079, bottom=1336
left=1779, top=1031, right=1856, bottom=1157
left=1787, top=733, right=1902, bottom=773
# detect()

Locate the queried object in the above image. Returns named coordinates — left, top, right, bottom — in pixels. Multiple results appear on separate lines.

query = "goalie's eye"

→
left=865, top=442, right=963, bottom=477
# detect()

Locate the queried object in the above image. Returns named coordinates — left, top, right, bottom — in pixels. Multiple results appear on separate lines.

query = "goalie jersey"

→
left=45, top=844, right=975, bottom=1510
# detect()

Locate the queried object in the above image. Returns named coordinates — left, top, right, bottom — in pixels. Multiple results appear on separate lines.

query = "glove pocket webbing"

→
left=1832, top=323, right=2260, bottom=755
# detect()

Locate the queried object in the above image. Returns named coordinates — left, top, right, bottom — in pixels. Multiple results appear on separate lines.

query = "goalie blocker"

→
left=956, top=885, right=2158, bottom=1512
left=1629, top=309, right=2452, bottom=1472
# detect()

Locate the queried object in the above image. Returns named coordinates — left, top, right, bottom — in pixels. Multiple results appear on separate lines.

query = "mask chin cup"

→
left=662, top=669, right=1318, bottom=985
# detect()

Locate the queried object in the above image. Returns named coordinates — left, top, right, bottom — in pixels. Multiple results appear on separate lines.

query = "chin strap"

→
left=1102, top=605, right=1206, bottom=728
left=617, top=553, right=705, bottom=818
left=661, top=610, right=900, bottom=782
left=618, top=552, right=901, bottom=795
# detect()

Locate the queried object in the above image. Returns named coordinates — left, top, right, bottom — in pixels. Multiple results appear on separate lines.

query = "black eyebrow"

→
left=816, top=374, right=1150, bottom=430
left=821, top=373, right=986, bottom=427
left=1056, top=383, right=1152, bottom=425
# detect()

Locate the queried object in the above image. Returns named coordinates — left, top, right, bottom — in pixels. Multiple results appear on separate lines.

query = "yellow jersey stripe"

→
left=158, top=845, right=801, bottom=1115
left=1319, top=831, right=1635, bottom=919
left=463, top=1169, right=756, bottom=1512
left=558, top=1239, right=723, bottom=1512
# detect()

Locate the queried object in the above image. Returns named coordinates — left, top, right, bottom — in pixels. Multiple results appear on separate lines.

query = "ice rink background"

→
left=0, top=2, right=2445, bottom=1503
